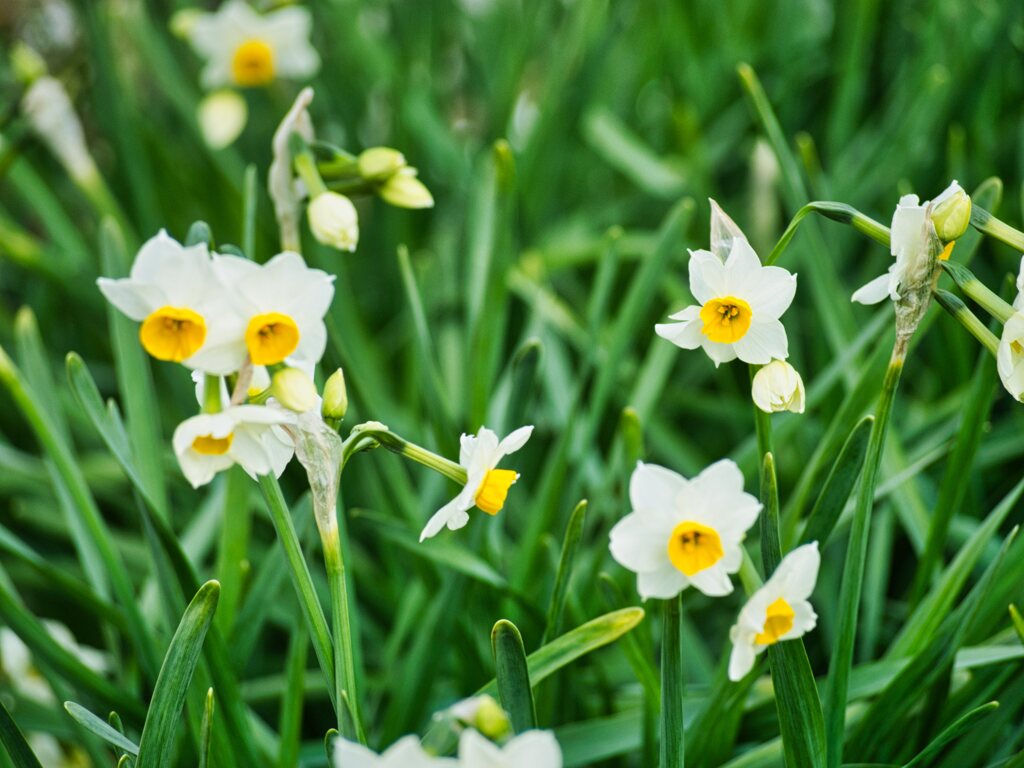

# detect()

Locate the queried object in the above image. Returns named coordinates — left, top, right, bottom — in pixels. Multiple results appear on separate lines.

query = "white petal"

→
left=737, top=266, right=797, bottom=320
left=609, top=513, right=670, bottom=573
left=655, top=306, right=704, bottom=350
left=688, top=250, right=725, bottom=304
left=96, top=278, right=162, bottom=321
left=728, top=629, right=759, bottom=681
left=629, top=462, right=687, bottom=527
left=419, top=489, right=473, bottom=542
left=774, top=541, right=820, bottom=601
left=998, top=314, right=1024, bottom=401
left=688, top=564, right=734, bottom=597
left=496, top=425, right=534, bottom=457
left=331, top=735, right=381, bottom=768
left=709, top=200, right=746, bottom=263
left=637, top=566, right=688, bottom=600
left=851, top=273, right=891, bottom=305
left=458, top=729, right=503, bottom=763
left=732, top=318, right=788, bottom=364
left=501, top=731, right=563, bottom=768
left=699, top=337, right=739, bottom=367
left=782, top=600, right=818, bottom=639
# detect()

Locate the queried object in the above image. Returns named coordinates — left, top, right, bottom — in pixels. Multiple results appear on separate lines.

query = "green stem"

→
left=933, top=290, right=1000, bottom=357
left=749, top=365, right=775, bottom=461
left=765, top=201, right=891, bottom=266
left=823, top=343, right=905, bottom=768
left=293, top=148, right=328, bottom=198
left=939, top=261, right=1015, bottom=324
left=970, top=206, right=1024, bottom=252
left=341, top=422, right=467, bottom=484
left=660, top=593, right=684, bottom=768
left=321, top=527, right=365, bottom=743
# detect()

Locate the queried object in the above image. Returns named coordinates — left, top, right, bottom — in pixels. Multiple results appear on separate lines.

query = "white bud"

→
left=380, top=168, right=434, bottom=209
left=751, top=359, right=806, bottom=414
left=271, top=368, right=319, bottom=413
left=197, top=90, right=248, bottom=150
left=321, top=368, right=348, bottom=422
left=307, top=192, right=359, bottom=252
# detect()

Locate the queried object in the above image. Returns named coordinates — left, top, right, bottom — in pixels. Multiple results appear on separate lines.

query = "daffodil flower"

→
left=187, top=0, right=319, bottom=89
left=212, top=251, right=335, bottom=370
left=98, top=231, right=243, bottom=374
left=609, top=460, right=760, bottom=599
left=173, top=405, right=295, bottom=488
left=331, top=735, right=456, bottom=767
left=852, top=182, right=960, bottom=305
left=751, top=359, right=805, bottom=414
left=656, top=202, right=797, bottom=366
left=419, top=426, right=534, bottom=542
left=997, top=257, right=1024, bottom=402
left=727, top=542, right=820, bottom=681
left=459, top=729, right=562, bottom=768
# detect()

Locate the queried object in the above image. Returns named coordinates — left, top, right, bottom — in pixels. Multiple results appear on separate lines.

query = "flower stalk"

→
left=660, top=593, right=685, bottom=768
left=933, top=290, right=1000, bottom=357
left=341, top=421, right=467, bottom=485
left=766, top=202, right=890, bottom=266
left=970, top=205, right=1024, bottom=253
left=940, top=261, right=1015, bottom=324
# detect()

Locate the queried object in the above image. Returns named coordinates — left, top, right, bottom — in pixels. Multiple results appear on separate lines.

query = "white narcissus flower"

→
left=173, top=405, right=295, bottom=488
left=97, top=231, right=244, bottom=374
left=212, top=251, right=335, bottom=370
left=852, top=181, right=960, bottom=306
left=419, top=426, right=534, bottom=542
left=197, top=89, right=248, bottom=149
left=331, top=735, right=456, bottom=767
left=459, top=729, right=562, bottom=768
left=609, top=460, right=761, bottom=599
left=308, top=191, right=359, bottom=252
left=656, top=201, right=797, bottom=366
left=728, top=542, right=820, bottom=681
left=751, top=359, right=805, bottom=414
left=998, top=260, right=1024, bottom=402
left=186, top=0, right=319, bottom=89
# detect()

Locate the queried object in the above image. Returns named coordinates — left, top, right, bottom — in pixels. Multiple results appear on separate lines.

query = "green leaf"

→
left=660, top=594, right=684, bottom=768
left=582, top=107, right=687, bottom=198
left=901, top=702, right=999, bottom=768
left=800, top=416, right=873, bottom=547
left=199, top=689, right=214, bottom=768
left=542, top=499, right=587, bottom=644
left=760, top=454, right=827, bottom=768
left=137, top=581, right=221, bottom=768
left=505, top=337, right=542, bottom=432
left=64, top=702, right=139, bottom=756
left=492, top=620, right=537, bottom=733
left=0, top=699, right=44, bottom=768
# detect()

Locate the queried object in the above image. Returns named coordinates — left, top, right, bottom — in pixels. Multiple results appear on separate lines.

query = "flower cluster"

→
left=332, top=728, right=562, bottom=768
left=98, top=230, right=336, bottom=488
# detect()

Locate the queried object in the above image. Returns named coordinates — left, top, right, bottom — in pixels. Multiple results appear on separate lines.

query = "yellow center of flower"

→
left=754, top=597, right=795, bottom=645
left=666, top=521, right=724, bottom=576
left=231, top=39, right=275, bottom=87
left=245, top=313, right=300, bottom=366
left=699, top=296, right=752, bottom=343
left=139, top=306, right=207, bottom=362
left=939, top=241, right=955, bottom=261
left=191, top=433, right=233, bottom=456
left=474, top=469, right=519, bottom=515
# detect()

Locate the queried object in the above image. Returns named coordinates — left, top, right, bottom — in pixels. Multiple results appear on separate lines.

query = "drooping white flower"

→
left=728, top=542, right=820, bottom=681
left=21, top=75, right=98, bottom=185
left=852, top=181, right=960, bottom=305
left=609, top=460, right=760, bottom=599
left=998, top=313, right=1024, bottom=403
left=308, top=191, right=359, bottom=252
left=197, top=89, right=248, bottom=149
left=751, top=359, right=805, bottom=414
left=656, top=202, right=797, bottom=366
left=97, top=231, right=244, bottom=374
left=173, top=405, right=295, bottom=487
left=186, top=0, right=319, bottom=89
left=269, top=87, right=315, bottom=252
left=211, top=251, right=335, bottom=370
left=419, top=426, right=534, bottom=542
left=459, top=729, right=562, bottom=768
left=331, top=735, right=456, bottom=768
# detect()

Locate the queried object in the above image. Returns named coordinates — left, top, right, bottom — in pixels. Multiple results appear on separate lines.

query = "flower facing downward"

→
left=609, top=460, right=761, bottom=599
left=332, top=735, right=456, bottom=768
left=97, top=231, right=242, bottom=374
left=656, top=202, right=796, bottom=366
left=419, top=426, right=534, bottom=542
left=186, top=0, right=319, bottom=89
left=308, top=191, right=359, bottom=252
left=728, top=542, right=820, bottom=681
left=173, top=405, right=295, bottom=487
left=459, top=729, right=562, bottom=768
left=751, top=359, right=806, bottom=414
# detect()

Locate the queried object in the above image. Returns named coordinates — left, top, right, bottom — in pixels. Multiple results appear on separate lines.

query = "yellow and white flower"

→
left=852, top=181, right=960, bottom=305
left=656, top=202, right=796, bottom=366
left=751, top=359, right=805, bottom=414
left=609, top=460, right=760, bottom=599
left=308, top=191, right=359, bottom=252
left=212, top=251, right=335, bottom=370
left=459, top=729, right=562, bottom=768
left=997, top=257, right=1024, bottom=402
left=332, top=735, right=456, bottom=767
left=727, top=542, right=820, bottom=681
left=97, top=231, right=243, bottom=374
left=187, top=0, right=319, bottom=89
left=173, top=405, right=295, bottom=487
left=419, top=426, right=534, bottom=542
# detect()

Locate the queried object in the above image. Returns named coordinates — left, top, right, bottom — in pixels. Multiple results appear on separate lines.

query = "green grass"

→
left=1, top=0, right=1024, bottom=766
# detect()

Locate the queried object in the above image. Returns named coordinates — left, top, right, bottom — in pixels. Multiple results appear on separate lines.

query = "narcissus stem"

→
left=660, top=593, right=685, bottom=768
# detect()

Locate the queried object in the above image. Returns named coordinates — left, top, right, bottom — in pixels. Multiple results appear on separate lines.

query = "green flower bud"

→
left=380, top=168, right=434, bottom=209
left=271, top=368, right=318, bottom=413
left=930, top=180, right=971, bottom=242
left=357, top=147, right=406, bottom=181
left=449, top=695, right=511, bottom=741
left=321, top=368, right=348, bottom=423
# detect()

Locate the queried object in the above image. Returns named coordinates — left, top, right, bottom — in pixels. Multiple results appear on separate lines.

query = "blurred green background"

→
left=1, top=0, right=1024, bottom=766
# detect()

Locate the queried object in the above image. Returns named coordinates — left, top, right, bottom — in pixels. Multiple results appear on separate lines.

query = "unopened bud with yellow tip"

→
left=321, top=368, right=348, bottom=425
left=930, top=180, right=971, bottom=242
left=380, top=168, right=434, bottom=209
left=271, top=367, right=318, bottom=413
left=449, top=695, right=511, bottom=741
left=357, top=147, right=406, bottom=180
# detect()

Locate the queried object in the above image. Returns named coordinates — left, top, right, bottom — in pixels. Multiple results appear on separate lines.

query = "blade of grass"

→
left=492, top=620, right=537, bottom=733
left=542, top=500, right=587, bottom=644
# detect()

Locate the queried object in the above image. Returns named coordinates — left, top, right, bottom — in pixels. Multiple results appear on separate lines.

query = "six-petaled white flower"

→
left=656, top=202, right=797, bottom=366
left=728, top=542, right=820, bottom=681
left=419, top=426, right=534, bottom=542
left=331, top=735, right=456, bottom=768
left=609, top=460, right=761, bottom=599
left=458, top=729, right=562, bottom=768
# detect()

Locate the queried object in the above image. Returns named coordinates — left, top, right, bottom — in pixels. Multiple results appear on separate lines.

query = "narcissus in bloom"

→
left=728, top=542, right=820, bottom=681
left=609, top=460, right=760, bottom=599
left=419, top=426, right=533, bottom=542
left=458, top=729, right=562, bottom=768
left=331, top=735, right=456, bottom=767
left=656, top=202, right=796, bottom=366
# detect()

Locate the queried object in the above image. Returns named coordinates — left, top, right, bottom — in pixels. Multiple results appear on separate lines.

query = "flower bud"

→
left=449, top=695, right=511, bottom=741
left=271, top=368, right=318, bottom=413
left=357, top=147, right=406, bottom=180
left=930, top=180, right=971, bottom=242
left=307, top=191, right=359, bottom=252
left=380, top=168, right=434, bottom=209
left=321, top=368, right=348, bottom=422
left=751, top=359, right=805, bottom=414
left=197, top=90, right=248, bottom=150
